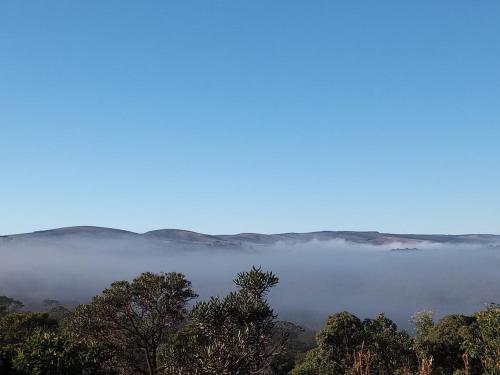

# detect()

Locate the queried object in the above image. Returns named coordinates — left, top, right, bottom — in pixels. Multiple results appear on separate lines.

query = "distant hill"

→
left=2, top=226, right=499, bottom=248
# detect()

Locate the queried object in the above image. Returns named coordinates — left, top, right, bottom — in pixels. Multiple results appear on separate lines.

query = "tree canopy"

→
left=0, top=270, right=498, bottom=375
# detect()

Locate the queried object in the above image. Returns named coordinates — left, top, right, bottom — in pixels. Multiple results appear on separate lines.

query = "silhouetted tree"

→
left=188, top=266, right=283, bottom=375
left=64, top=272, right=197, bottom=375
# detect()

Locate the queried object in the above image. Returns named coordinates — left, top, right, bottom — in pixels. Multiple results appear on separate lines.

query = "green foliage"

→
left=0, top=312, right=57, bottom=345
left=1, top=273, right=498, bottom=375
left=413, top=311, right=481, bottom=374
left=157, top=324, right=200, bottom=374
left=292, top=312, right=416, bottom=375
left=463, top=303, right=500, bottom=374
left=0, top=310, right=58, bottom=374
left=412, top=311, right=435, bottom=339
left=292, top=312, right=364, bottom=375
left=361, top=314, right=415, bottom=374
left=316, top=312, right=364, bottom=365
left=233, top=266, right=279, bottom=299
left=188, top=266, right=282, bottom=375
left=12, top=330, right=113, bottom=375
left=63, top=272, right=197, bottom=375
left=291, top=348, right=338, bottom=375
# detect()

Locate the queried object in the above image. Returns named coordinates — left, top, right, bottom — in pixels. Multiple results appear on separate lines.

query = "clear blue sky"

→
left=1, top=1, right=499, bottom=235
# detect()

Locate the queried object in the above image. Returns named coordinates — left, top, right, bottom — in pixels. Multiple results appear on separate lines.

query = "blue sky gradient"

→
left=1, top=1, right=499, bottom=235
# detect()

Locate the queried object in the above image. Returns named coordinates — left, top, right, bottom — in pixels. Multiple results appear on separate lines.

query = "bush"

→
left=13, top=330, right=113, bottom=375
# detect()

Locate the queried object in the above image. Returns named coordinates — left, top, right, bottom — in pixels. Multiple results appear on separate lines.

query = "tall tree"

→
left=361, top=314, right=415, bottom=374
left=188, top=266, right=283, bottom=375
left=64, top=272, right=197, bottom=375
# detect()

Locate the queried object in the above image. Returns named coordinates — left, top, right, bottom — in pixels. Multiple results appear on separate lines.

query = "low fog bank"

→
left=1, top=236, right=499, bottom=330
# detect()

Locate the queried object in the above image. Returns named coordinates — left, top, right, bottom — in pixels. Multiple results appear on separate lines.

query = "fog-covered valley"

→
left=1, top=227, right=499, bottom=330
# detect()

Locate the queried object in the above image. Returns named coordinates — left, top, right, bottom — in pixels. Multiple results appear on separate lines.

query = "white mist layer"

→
left=1, top=237, right=499, bottom=330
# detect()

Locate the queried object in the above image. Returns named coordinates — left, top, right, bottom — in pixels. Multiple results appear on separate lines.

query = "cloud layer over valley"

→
left=1, top=227, right=499, bottom=330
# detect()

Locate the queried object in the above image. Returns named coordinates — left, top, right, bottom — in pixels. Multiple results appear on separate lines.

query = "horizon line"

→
left=2, top=225, right=499, bottom=237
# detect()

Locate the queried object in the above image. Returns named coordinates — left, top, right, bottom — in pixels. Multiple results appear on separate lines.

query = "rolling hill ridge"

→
left=2, top=226, right=499, bottom=248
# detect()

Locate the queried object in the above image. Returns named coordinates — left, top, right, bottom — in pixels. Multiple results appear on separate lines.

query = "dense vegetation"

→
left=0, top=268, right=498, bottom=375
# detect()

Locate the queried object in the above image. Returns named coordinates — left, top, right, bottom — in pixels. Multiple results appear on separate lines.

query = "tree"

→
left=361, top=314, right=415, bottom=374
left=0, top=312, right=57, bottom=345
left=63, top=272, right=197, bottom=375
left=412, top=311, right=481, bottom=375
left=463, top=303, right=500, bottom=374
left=319, top=312, right=364, bottom=366
left=292, top=311, right=372, bottom=375
left=269, top=321, right=315, bottom=375
left=412, top=311, right=435, bottom=341
left=40, top=299, right=70, bottom=323
left=12, top=330, right=114, bottom=375
left=0, top=312, right=57, bottom=374
left=293, top=312, right=416, bottom=375
left=0, top=296, right=23, bottom=316
left=188, top=266, right=282, bottom=375
left=290, top=348, right=338, bottom=375
left=0, top=297, right=25, bottom=372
